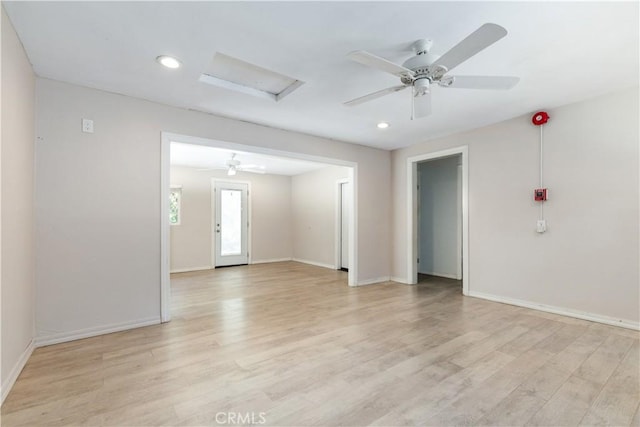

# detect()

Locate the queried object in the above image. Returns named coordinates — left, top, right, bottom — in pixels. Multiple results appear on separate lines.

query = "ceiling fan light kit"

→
left=344, top=23, right=520, bottom=120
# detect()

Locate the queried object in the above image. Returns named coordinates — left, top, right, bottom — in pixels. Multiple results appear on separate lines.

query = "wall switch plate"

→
left=536, top=219, right=547, bottom=233
left=82, top=119, right=94, bottom=133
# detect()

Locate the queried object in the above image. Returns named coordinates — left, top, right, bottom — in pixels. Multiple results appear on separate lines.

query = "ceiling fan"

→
left=344, top=23, right=519, bottom=120
left=198, top=153, right=266, bottom=176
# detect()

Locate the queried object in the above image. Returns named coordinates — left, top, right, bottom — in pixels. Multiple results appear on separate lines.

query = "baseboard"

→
left=1, top=339, right=35, bottom=404
left=35, top=317, right=162, bottom=347
left=468, top=291, right=640, bottom=331
left=356, top=276, right=391, bottom=286
left=390, top=276, right=410, bottom=284
left=251, top=258, right=292, bottom=264
left=170, top=266, right=212, bottom=274
left=419, top=271, right=460, bottom=280
left=291, top=258, right=336, bottom=270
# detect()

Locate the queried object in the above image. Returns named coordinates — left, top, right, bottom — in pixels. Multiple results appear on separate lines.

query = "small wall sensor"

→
left=82, top=119, right=94, bottom=133
left=536, top=220, right=547, bottom=233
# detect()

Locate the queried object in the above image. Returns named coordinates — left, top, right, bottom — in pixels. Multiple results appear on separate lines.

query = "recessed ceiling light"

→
left=156, top=55, right=181, bottom=69
left=377, top=122, right=390, bottom=129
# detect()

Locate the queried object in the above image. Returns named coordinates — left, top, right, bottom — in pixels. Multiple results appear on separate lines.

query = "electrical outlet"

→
left=536, top=220, right=547, bottom=233
left=82, top=119, right=94, bottom=133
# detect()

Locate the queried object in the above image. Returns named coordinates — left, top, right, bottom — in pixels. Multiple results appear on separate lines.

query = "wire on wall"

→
left=540, top=123, right=544, bottom=220
left=532, top=111, right=549, bottom=233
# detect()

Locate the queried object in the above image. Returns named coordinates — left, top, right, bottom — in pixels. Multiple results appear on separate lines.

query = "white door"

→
left=340, top=182, right=350, bottom=270
left=214, top=181, right=248, bottom=267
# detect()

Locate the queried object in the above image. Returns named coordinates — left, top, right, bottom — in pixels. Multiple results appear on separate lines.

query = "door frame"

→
left=335, top=178, right=349, bottom=270
left=406, top=146, right=469, bottom=295
left=211, top=179, right=251, bottom=268
left=161, top=132, right=358, bottom=322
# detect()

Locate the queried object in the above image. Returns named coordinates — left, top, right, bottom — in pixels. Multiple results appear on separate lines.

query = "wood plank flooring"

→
left=2, top=262, right=638, bottom=426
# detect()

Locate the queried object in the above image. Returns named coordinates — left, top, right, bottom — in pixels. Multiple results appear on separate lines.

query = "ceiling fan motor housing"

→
left=402, top=52, right=439, bottom=75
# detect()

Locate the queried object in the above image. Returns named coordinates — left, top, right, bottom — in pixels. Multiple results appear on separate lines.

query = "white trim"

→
left=251, top=258, right=292, bottom=264
left=418, top=271, right=460, bottom=280
left=390, top=276, right=409, bottom=284
left=162, top=132, right=357, bottom=168
left=456, top=164, right=463, bottom=280
left=356, top=276, right=391, bottom=286
left=170, top=266, right=212, bottom=274
left=348, top=167, right=357, bottom=287
left=406, top=146, right=469, bottom=295
left=35, top=317, right=161, bottom=347
left=292, top=258, right=336, bottom=270
left=468, top=291, right=640, bottom=331
left=160, top=133, right=171, bottom=322
left=335, top=178, right=349, bottom=270
left=1, top=340, right=34, bottom=404
left=199, top=73, right=278, bottom=102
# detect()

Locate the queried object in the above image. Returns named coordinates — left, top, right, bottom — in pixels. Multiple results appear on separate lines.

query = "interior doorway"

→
left=338, top=180, right=351, bottom=271
left=407, top=146, right=469, bottom=294
left=161, top=132, right=358, bottom=322
left=417, top=155, right=462, bottom=282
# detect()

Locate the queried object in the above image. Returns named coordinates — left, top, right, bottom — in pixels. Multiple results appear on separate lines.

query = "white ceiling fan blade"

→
left=430, top=23, right=508, bottom=73
left=347, top=50, right=414, bottom=78
left=196, top=167, right=226, bottom=171
left=441, top=75, right=519, bottom=90
left=344, top=85, right=408, bottom=106
left=413, top=91, right=432, bottom=119
left=238, top=164, right=265, bottom=170
left=238, top=168, right=266, bottom=174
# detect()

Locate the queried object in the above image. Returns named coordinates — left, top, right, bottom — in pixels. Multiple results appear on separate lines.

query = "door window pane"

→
left=220, top=189, right=242, bottom=256
left=169, top=189, right=181, bottom=225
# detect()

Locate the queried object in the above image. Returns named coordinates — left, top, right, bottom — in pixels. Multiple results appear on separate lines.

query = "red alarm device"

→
left=534, top=188, right=547, bottom=201
left=532, top=111, right=549, bottom=126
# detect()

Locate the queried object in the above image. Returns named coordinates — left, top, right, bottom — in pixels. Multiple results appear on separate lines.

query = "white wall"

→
left=392, top=88, right=639, bottom=327
left=170, top=166, right=292, bottom=271
left=1, top=7, right=36, bottom=400
left=34, top=78, right=391, bottom=343
left=291, top=166, right=349, bottom=268
left=418, top=156, right=461, bottom=279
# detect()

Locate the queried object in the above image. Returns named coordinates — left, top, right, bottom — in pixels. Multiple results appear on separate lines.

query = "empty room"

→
left=1, top=1, right=638, bottom=426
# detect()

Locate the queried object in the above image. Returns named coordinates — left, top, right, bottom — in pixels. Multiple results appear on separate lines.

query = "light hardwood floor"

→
left=2, top=262, right=639, bottom=426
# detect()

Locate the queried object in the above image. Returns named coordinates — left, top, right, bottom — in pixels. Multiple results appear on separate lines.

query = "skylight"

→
left=199, top=53, right=304, bottom=102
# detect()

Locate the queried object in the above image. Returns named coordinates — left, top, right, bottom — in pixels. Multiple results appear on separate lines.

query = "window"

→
left=170, top=186, right=182, bottom=225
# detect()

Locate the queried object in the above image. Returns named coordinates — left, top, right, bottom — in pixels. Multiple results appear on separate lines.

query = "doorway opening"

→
left=407, top=146, right=469, bottom=294
left=337, top=179, right=351, bottom=272
left=417, top=155, right=462, bottom=289
left=161, top=132, right=358, bottom=322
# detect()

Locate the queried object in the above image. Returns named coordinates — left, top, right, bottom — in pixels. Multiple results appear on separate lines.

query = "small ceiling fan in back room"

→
left=344, top=23, right=519, bottom=120
left=198, top=153, right=266, bottom=176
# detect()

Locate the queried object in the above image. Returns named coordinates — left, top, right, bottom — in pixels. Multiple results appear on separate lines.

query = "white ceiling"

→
left=5, top=2, right=638, bottom=150
left=170, top=142, right=329, bottom=176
